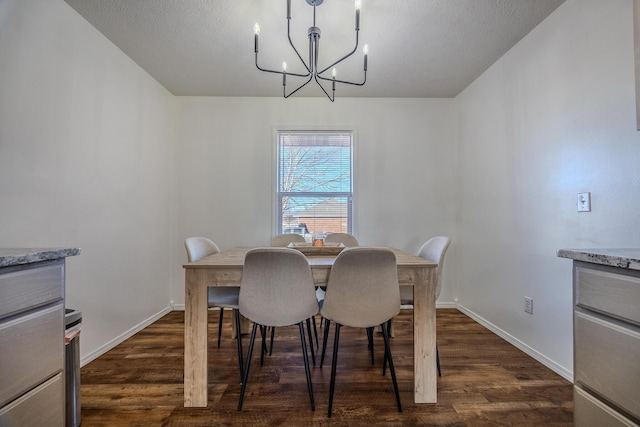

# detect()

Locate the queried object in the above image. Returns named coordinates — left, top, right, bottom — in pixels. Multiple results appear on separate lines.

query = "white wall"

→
left=172, top=97, right=458, bottom=304
left=455, top=0, right=640, bottom=379
left=0, top=0, right=176, bottom=362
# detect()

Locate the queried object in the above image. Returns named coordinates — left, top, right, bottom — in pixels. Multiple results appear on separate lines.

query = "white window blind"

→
left=277, top=131, right=353, bottom=236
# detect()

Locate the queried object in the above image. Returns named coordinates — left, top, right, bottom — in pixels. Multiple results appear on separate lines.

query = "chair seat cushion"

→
left=208, top=286, right=240, bottom=309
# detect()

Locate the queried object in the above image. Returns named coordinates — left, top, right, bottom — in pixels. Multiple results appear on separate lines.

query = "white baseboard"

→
left=436, top=301, right=457, bottom=309
left=455, top=303, right=573, bottom=383
left=80, top=305, right=173, bottom=367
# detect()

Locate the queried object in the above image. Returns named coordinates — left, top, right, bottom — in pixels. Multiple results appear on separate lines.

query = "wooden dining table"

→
left=183, top=246, right=438, bottom=407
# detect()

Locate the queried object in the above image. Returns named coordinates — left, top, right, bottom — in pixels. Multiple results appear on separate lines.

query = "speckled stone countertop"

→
left=0, top=248, right=81, bottom=268
left=557, top=248, right=640, bottom=271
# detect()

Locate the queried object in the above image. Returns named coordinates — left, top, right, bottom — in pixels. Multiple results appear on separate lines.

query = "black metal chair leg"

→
left=379, top=325, right=441, bottom=378
left=234, top=309, right=244, bottom=383
left=320, top=317, right=330, bottom=368
left=298, top=321, right=315, bottom=411
left=327, top=323, right=341, bottom=418
left=381, top=321, right=402, bottom=412
left=366, top=327, right=374, bottom=364
left=217, top=308, right=224, bottom=348
left=260, top=325, right=266, bottom=366
left=306, top=318, right=316, bottom=366
left=269, top=327, right=275, bottom=356
left=383, top=319, right=391, bottom=376
left=312, top=315, right=319, bottom=347
left=238, top=323, right=258, bottom=411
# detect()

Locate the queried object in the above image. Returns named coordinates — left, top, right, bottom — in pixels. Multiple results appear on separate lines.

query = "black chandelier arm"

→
left=287, top=19, right=312, bottom=73
left=255, top=54, right=310, bottom=78
left=316, top=70, right=366, bottom=87
left=284, top=75, right=314, bottom=98
left=317, top=30, right=360, bottom=76
left=313, top=74, right=335, bottom=102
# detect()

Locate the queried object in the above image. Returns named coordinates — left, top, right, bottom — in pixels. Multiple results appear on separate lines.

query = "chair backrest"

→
left=324, top=233, right=359, bottom=247
left=184, top=237, right=220, bottom=262
left=239, top=247, right=319, bottom=327
left=321, top=247, right=400, bottom=328
left=271, top=233, right=306, bottom=247
left=416, top=236, right=451, bottom=299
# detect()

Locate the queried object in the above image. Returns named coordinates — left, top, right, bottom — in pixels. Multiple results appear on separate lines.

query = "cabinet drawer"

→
left=576, top=264, right=640, bottom=325
left=574, top=386, right=638, bottom=427
left=0, top=303, right=64, bottom=407
left=575, top=311, right=640, bottom=421
left=0, top=373, right=64, bottom=427
left=0, top=260, right=64, bottom=319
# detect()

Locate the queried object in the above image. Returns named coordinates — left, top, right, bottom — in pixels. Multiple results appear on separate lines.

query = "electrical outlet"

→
left=524, top=297, right=533, bottom=315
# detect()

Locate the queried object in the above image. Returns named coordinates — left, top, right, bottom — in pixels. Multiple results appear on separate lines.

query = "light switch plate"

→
left=577, top=192, right=591, bottom=212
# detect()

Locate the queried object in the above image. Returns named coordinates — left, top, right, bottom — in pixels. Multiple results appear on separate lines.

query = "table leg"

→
left=184, top=269, right=209, bottom=407
left=413, top=266, right=437, bottom=403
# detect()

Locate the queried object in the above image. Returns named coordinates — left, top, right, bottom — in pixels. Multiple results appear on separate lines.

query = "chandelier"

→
left=253, top=0, right=368, bottom=102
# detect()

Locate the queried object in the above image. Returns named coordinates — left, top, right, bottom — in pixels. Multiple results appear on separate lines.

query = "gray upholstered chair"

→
left=320, top=247, right=402, bottom=417
left=399, top=236, right=451, bottom=376
left=270, top=232, right=319, bottom=352
left=237, top=247, right=319, bottom=411
left=271, top=233, right=306, bottom=247
left=324, top=232, right=359, bottom=247
left=315, top=233, right=359, bottom=351
left=184, top=237, right=243, bottom=381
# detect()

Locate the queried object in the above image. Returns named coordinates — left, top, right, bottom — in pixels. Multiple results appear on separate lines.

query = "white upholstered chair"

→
left=313, top=233, right=359, bottom=358
left=320, top=247, right=402, bottom=417
left=237, top=247, right=319, bottom=411
left=324, top=232, right=359, bottom=247
left=184, top=237, right=243, bottom=381
left=270, top=232, right=319, bottom=352
left=399, top=236, right=451, bottom=376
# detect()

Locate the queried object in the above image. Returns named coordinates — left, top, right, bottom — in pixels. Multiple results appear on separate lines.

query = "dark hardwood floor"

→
left=80, top=309, right=573, bottom=426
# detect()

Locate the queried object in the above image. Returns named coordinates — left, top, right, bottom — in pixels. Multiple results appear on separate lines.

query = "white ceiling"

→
left=63, top=0, right=566, bottom=98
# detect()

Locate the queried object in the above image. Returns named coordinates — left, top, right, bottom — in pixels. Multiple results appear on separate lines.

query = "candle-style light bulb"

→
left=363, top=44, right=368, bottom=71
left=355, top=0, right=362, bottom=10
left=282, top=62, right=287, bottom=86
left=355, top=0, right=361, bottom=31
left=332, top=68, right=336, bottom=90
left=254, top=23, right=260, bottom=53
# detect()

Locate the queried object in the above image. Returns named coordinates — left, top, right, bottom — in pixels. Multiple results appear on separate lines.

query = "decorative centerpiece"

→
left=288, top=241, right=345, bottom=255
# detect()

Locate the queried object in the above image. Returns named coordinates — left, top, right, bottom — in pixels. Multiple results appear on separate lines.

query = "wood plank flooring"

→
left=80, top=309, right=573, bottom=426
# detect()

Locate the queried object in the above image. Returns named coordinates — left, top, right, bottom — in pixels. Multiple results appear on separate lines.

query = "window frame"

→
left=274, top=129, right=355, bottom=237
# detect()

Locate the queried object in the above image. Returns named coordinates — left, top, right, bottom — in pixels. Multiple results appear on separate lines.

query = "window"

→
left=276, top=131, right=353, bottom=237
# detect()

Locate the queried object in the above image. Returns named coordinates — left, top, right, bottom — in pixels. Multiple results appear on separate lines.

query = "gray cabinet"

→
left=573, top=261, right=640, bottom=427
left=0, top=249, right=79, bottom=427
